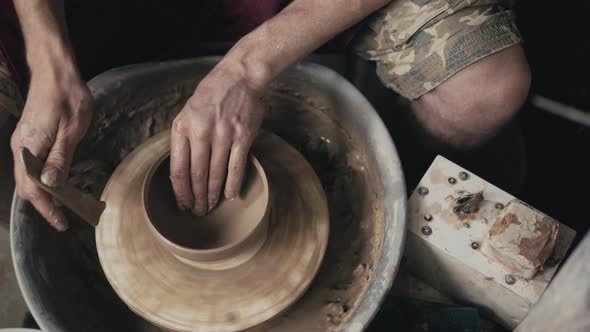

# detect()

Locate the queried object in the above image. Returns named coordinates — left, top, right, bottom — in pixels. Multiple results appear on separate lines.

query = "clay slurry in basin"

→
left=145, top=156, right=268, bottom=250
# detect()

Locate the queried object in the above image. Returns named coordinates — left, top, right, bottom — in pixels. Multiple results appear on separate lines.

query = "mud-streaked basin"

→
left=11, top=57, right=406, bottom=332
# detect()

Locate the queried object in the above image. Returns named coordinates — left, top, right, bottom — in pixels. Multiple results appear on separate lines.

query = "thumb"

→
left=41, top=130, right=74, bottom=188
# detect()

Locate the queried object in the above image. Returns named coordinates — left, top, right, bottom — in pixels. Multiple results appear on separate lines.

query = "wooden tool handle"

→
left=20, top=147, right=105, bottom=227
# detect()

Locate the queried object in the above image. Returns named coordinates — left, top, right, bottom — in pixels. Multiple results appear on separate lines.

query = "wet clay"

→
left=146, top=157, right=267, bottom=249
left=484, top=200, right=559, bottom=278
left=96, top=130, right=328, bottom=331
left=15, top=68, right=384, bottom=332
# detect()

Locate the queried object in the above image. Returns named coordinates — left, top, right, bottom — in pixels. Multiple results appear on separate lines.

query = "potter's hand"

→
left=10, top=65, right=93, bottom=231
left=170, top=63, right=265, bottom=215
left=169, top=0, right=390, bottom=214
left=11, top=0, right=92, bottom=231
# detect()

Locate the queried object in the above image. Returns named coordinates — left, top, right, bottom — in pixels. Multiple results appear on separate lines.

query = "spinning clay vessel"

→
left=12, top=58, right=407, bottom=332
left=22, top=130, right=330, bottom=332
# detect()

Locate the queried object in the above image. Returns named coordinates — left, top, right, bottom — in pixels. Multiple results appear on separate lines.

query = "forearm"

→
left=13, top=0, right=77, bottom=75
left=220, top=0, right=391, bottom=89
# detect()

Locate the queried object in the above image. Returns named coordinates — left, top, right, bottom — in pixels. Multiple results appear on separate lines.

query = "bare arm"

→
left=171, top=0, right=390, bottom=214
left=14, top=0, right=75, bottom=75
left=11, top=0, right=92, bottom=231
left=224, top=0, right=389, bottom=88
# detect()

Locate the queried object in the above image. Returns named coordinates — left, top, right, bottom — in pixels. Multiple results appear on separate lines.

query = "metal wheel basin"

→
left=11, top=57, right=406, bottom=332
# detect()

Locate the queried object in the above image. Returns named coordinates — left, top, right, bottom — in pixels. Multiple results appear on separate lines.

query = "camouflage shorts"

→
left=354, top=0, right=522, bottom=99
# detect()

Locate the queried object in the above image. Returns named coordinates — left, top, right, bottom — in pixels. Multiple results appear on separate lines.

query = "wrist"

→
left=218, top=42, right=276, bottom=92
left=27, top=44, right=80, bottom=87
left=27, top=37, right=77, bottom=75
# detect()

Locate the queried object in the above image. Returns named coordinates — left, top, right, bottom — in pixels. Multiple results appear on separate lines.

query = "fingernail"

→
left=225, top=191, right=237, bottom=201
left=41, top=168, right=64, bottom=187
left=50, top=208, right=69, bottom=232
left=192, top=206, right=206, bottom=217
left=55, top=218, right=69, bottom=232
left=208, top=197, right=220, bottom=213
left=177, top=203, right=189, bottom=212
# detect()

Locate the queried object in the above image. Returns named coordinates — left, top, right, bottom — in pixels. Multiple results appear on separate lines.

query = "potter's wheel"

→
left=11, top=58, right=406, bottom=332
left=96, top=131, right=329, bottom=331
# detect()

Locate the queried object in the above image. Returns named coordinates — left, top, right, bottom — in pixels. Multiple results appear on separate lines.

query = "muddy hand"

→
left=170, top=63, right=265, bottom=216
left=10, top=66, right=93, bottom=231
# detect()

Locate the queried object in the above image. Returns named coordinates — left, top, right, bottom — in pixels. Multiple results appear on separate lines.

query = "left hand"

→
left=170, top=64, right=266, bottom=215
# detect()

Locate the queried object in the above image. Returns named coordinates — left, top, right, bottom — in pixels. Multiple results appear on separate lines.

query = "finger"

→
left=190, top=138, right=211, bottom=216
left=41, top=126, right=74, bottom=188
left=11, top=121, right=62, bottom=229
left=19, top=181, right=69, bottom=231
left=207, top=136, right=231, bottom=212
left=52, top=196, right=64, bottom=208
left=31, top=190, right=68, bottom=231
left=170, top=128, right=193, bottom=211
left=224, top=138, right=253, bottom=200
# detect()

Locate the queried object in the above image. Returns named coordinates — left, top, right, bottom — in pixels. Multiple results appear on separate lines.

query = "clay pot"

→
left=143, top=153, right=270, bottom=270
left=22, top=130, right=329, bottom=332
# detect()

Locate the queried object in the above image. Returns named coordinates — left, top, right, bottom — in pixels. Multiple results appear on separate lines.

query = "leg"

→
left=410, top=45, right=531, bottom=192
left=354, top=0, right=530, bottom=191
left=411, top=44, right=531, bottom=150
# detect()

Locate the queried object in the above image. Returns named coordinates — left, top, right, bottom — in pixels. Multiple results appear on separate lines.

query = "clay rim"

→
left=11, top=58, right=406, bottom=332
left=140, top=150, right=271, bottom=257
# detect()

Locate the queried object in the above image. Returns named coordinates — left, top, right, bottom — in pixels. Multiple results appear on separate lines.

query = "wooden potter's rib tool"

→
left=20, top=130, right=329, bottom=332
left=20, top=147, right=104, bottom=226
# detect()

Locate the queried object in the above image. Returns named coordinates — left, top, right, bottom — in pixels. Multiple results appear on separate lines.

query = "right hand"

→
left=10, top=64, right=93, bottom=231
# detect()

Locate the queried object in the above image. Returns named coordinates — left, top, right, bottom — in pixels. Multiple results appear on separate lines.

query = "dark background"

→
left=514, top=1, right=589, bottom=242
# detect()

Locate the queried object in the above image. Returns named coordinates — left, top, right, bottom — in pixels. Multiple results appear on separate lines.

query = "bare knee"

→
left=411, top=45, right=531, bottom=150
